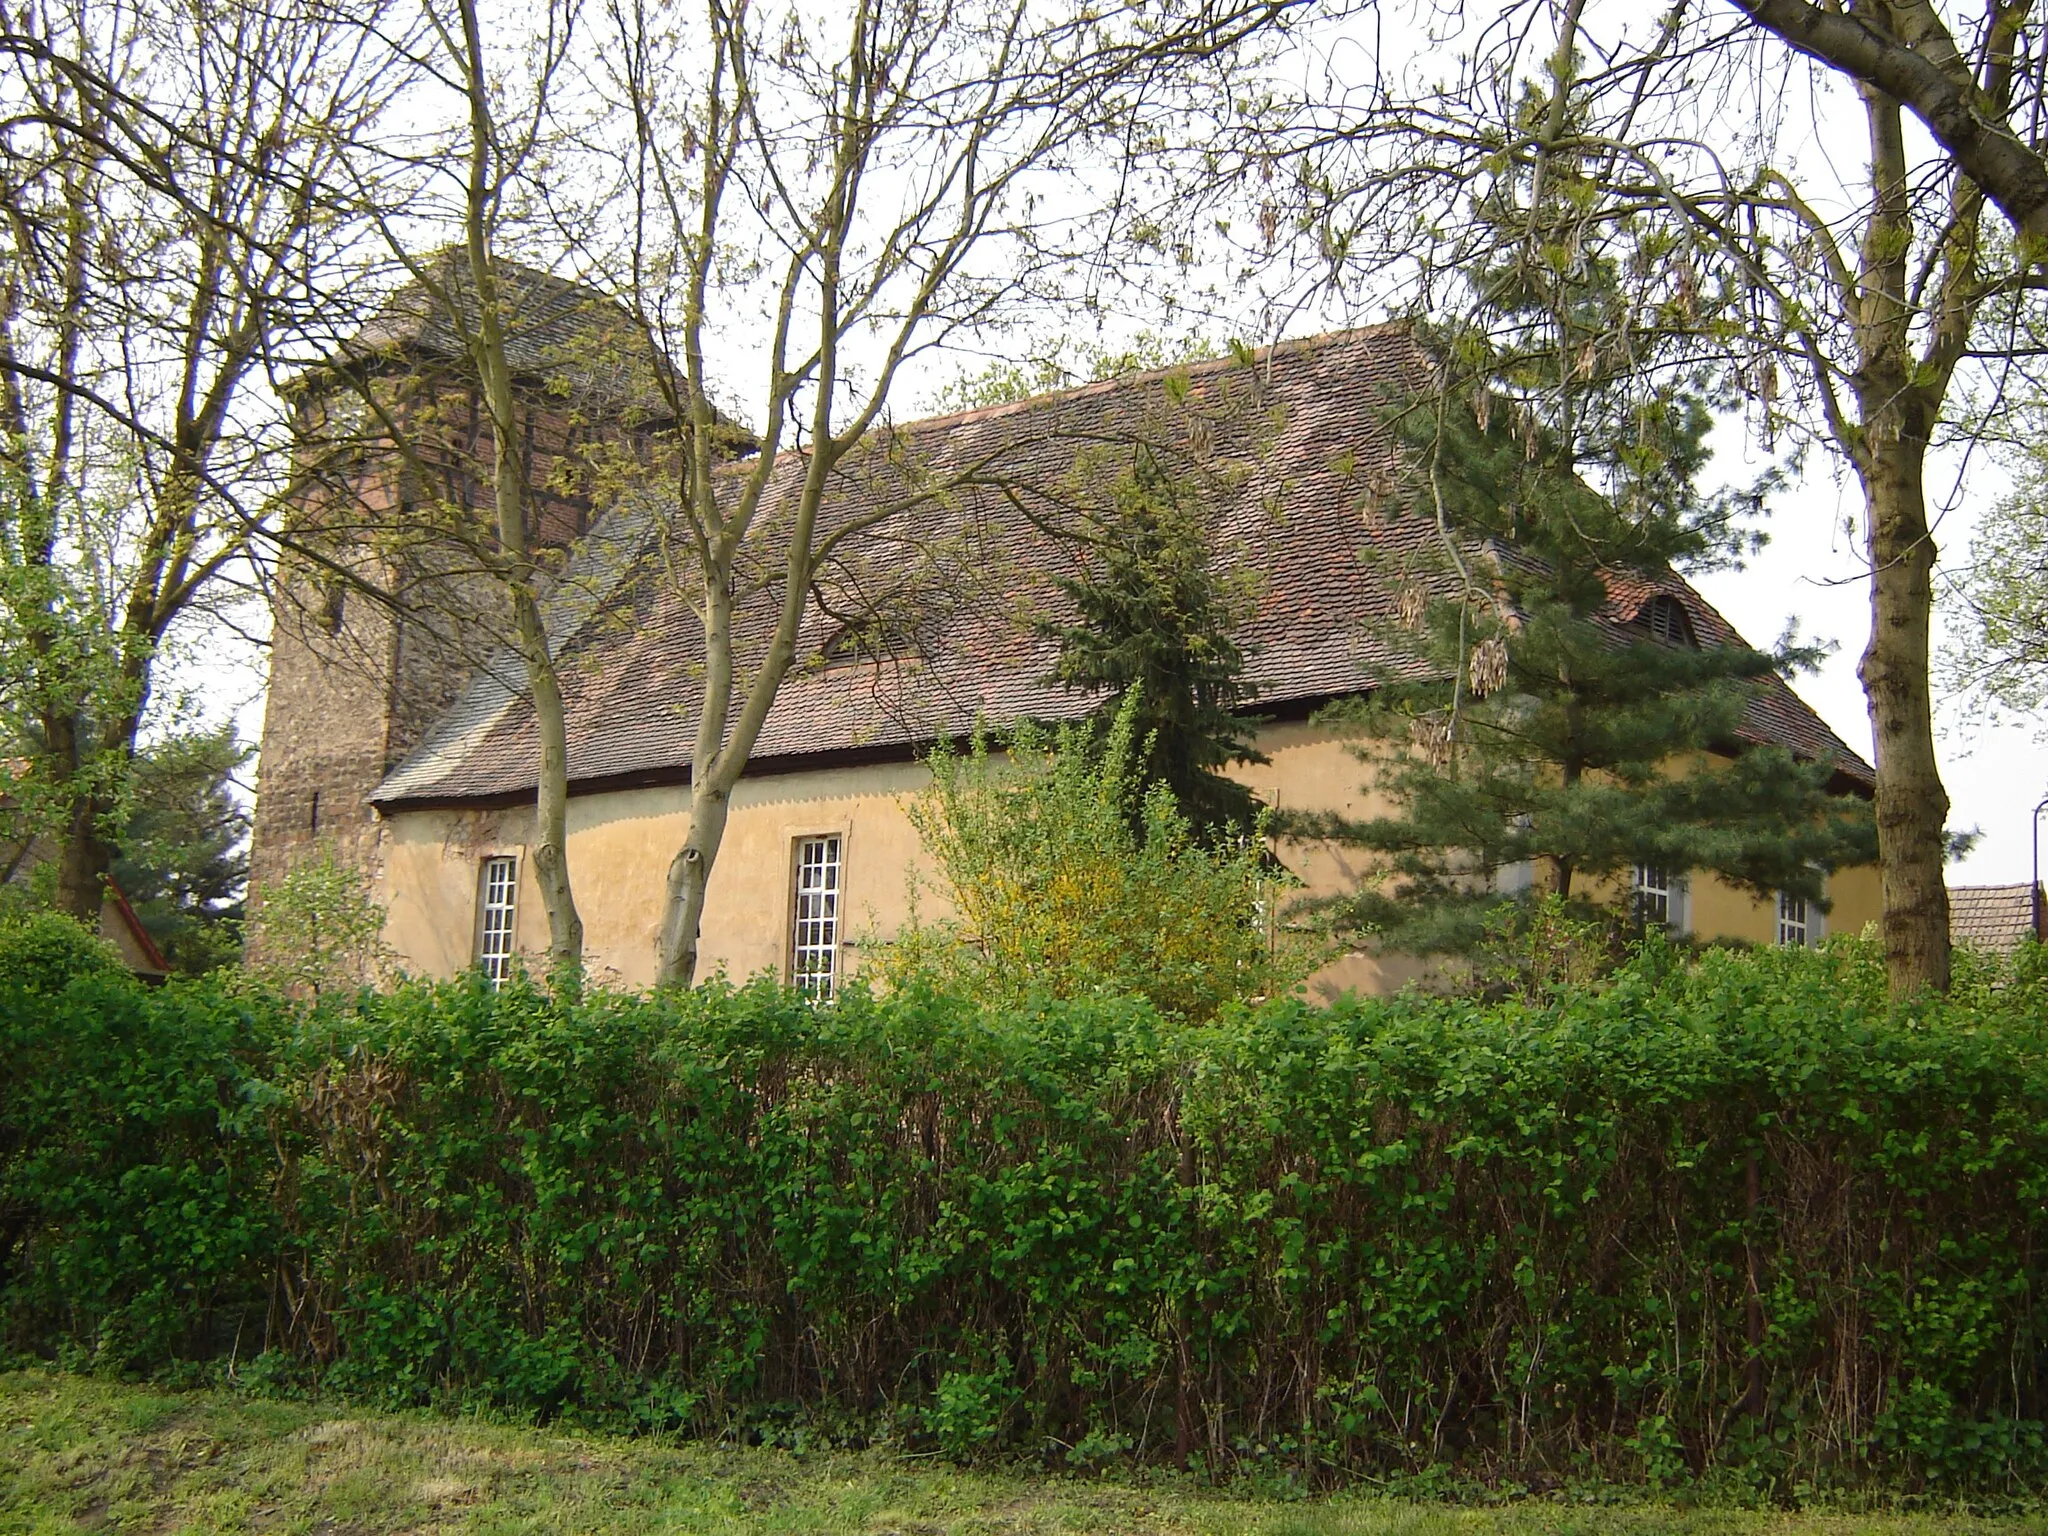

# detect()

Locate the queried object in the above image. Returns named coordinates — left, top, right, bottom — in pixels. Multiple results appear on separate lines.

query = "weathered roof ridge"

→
left=903, top=322, right=1418, bottom=435
left=370, top=322, right=1874, bottom=809
left=697, top=322, right=1422, bottom=487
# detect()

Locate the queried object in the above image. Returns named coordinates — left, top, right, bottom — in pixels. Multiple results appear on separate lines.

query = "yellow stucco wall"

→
left=369, top=721, right=1880, bottom=996
left=377, top=762, right=937, bottom=989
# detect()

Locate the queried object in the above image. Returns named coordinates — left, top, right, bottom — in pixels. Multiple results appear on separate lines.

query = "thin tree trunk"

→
left=1857, top=438, right=1951, bottom=995
left=514, top=585, right=584, bottom=981
left=457, top=0, right=582, bottom=985
left=657, top=553, right=746, bottom=989
left=660, top=775, right=732, bottom=989
left=655, top=537, right=814, bottom=987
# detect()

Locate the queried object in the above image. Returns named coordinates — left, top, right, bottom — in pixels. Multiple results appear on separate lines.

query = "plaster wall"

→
left=378, top=761, right=937, bottom=988
left=1560, top=749, right=1883, bottom=947
left=372, top=717, right=1872, bottom=997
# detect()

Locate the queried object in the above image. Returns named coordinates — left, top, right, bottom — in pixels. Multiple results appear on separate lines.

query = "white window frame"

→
left=1633, top=863, right=1687, bottom=932
left=791, top=834, right=843, bottom=998
left=1776, top=890, right=1808, bottom=947
left=1776, top=888, right=1825, bottom=947
left=478, top=855, right=518, bottom=987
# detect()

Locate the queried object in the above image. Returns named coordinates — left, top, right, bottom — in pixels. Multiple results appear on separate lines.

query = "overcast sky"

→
left=195, top=0, right=2048, bottom=892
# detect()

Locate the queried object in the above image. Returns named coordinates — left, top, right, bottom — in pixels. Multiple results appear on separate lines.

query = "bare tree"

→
left=286, top=0, right=620, bottom=985
left=1723, top=0, right=2048, bottom=259
left=0, top=0, right=410, bottom=922
left=559, top=0, right=1306, bottom=986
left=1285, top=0, right=2033, bottom=994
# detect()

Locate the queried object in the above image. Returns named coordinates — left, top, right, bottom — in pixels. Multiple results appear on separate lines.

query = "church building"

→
left=249, top=270, right=1880, bottom=995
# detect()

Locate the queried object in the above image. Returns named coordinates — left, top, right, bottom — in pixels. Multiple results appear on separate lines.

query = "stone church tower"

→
left=248, top=257, right=667, bottom=920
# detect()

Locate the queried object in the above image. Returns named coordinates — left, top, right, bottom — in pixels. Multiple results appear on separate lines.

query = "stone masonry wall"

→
left=247, top=369, right=646, bottom=954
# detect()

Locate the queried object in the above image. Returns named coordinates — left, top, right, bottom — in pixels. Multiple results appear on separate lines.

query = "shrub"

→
left=0, top=949, right=283, bottom=1370
left=0, top=909, right=126, bottom=994
left=245, top=850, right=393, bottom=997
left=889, top=698, right=1312, bottom=1020
left=7, top=939, right=2048, bottom=1495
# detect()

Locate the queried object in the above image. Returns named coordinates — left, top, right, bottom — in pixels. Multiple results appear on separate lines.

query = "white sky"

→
left=1692, top=437, right=2048, bottom=888
left=187, top=0, right=2048, bottom=890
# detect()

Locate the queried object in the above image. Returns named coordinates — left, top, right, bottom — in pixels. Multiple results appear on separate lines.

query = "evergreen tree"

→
left=109, top=726, right=250, bottom=973
left=1039, top=444, right=1265, bottom=838
left=1298, top=192, right=1875, bottom=954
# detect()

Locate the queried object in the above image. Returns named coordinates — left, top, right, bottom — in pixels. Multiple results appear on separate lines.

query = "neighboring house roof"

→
left=3, top=761, right=170, bottom=978
left=373, top=325, right=1876, bottom=810
left=1950, top=883, right=2042, bottom=953
left=101, top=879, right=171, bottom=978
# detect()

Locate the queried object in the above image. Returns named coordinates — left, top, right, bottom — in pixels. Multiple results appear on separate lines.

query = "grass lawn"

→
left=3, top=1371, right=2044, bottom=1536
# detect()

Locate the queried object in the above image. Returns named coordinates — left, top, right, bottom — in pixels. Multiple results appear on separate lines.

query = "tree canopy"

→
left=1287, top=193, right=1875, bottom=954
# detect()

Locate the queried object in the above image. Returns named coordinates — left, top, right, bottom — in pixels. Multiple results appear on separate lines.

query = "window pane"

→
left=792, top=836, right=842, bottom=998
left=479, top=856, right=518, bottom=987
left=1633, top=864, right=1671, bottom=926
left=1777, top=890, right=1808, bottom=947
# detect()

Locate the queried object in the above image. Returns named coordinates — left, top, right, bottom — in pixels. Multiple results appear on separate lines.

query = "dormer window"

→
left=812, top=579, right=934, bottom=669
left=819, top=610, right=928, bottom=668
left=1637, top=594, right=1697, bottom=647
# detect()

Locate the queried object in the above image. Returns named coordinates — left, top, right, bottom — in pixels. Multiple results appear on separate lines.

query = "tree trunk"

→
left=52, top=786, right=108, bottom=923
left=655, top=547, right=737, bottom=990
left=653, top=534, right=808, bottom=989
left=38, top=706, right=96, bottom=921
left=1857, top=436, right=1951, bottom=996
left=458, top=0, right=582, bottom=986
left=1847, top=79, right=1956, bottom=999
left=658, top=773, right=734, bottom=990
left=515, top=587, right=585, bottom=984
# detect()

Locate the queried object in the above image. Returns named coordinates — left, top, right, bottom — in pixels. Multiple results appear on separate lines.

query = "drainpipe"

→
left=2033, top=795, right=2048, bottom=940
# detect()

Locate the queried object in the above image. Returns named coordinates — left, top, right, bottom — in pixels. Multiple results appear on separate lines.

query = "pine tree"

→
left=110, top=726, right=251, bottom=973
left=1039, top=443, right=1266, bottom=838
left=1297, top=187, right=1875, bottom=953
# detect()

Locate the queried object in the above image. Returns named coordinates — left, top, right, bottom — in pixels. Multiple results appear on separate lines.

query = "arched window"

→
left=1636, top=594, right=1697, bottom=647
left=819, top=609, right=928, bottom=668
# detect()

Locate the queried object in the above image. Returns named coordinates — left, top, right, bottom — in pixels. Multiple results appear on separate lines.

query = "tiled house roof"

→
left=1950, top=883, right=2042, bottom=953
left=373, top=325, right=1875, bottom=808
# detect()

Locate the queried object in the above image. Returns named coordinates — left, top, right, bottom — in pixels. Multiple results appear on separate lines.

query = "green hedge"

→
left=5, top=913, right=2048, bottom=1494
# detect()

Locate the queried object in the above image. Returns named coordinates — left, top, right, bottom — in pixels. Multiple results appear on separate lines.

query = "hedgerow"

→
left=5, top=915, right=2048, bottom=1497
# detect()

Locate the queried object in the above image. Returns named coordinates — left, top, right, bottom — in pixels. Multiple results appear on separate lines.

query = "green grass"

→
left=2, top=1370, right=2044, bottom=1535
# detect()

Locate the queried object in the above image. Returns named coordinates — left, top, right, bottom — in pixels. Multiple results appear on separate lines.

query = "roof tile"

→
left=1950, top=883, right=2041, bottom=952
left=375, top=326, right=1875, bottom=806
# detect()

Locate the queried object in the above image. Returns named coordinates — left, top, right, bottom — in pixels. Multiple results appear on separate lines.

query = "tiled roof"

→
left=1594, top=571, right=1870, bottom=777
left=333, top=252, right=681, bottom=423
left=373, top=325, right=1876, bottom=807
left=1950, top=883, right=2042, bottom=953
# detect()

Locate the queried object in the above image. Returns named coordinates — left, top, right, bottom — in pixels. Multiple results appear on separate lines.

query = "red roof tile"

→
left=1950, top=883, right=2041, bottom=952
left=374, top=326, right=1874, bottom=806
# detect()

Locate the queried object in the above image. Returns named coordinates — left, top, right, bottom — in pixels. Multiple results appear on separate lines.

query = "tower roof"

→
left=303, top=250, right=738, bottom=436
